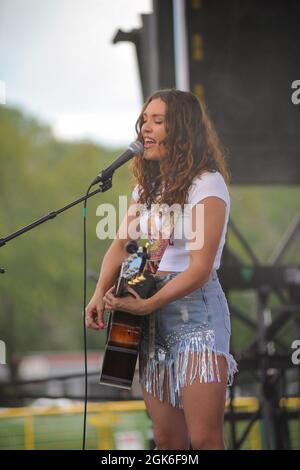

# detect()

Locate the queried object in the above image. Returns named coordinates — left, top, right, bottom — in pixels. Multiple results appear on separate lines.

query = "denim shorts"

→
left=139, top=271, right=238, bottom=408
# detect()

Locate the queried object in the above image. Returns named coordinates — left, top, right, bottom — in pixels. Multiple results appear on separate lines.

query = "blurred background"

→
left=0, top=0, right=300, bottom=450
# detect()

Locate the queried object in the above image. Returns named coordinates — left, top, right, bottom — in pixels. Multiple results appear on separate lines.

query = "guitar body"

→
left=100, top=265, right=156, bottom=389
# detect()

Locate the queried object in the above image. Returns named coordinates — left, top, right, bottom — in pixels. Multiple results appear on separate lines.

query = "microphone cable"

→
left=82, top=183, right=93, bottom=450
left=80, top=141, right=143, bottom=449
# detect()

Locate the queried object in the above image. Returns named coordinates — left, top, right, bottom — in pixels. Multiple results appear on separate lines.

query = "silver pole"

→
left=172, top=0, right=190, bottom=91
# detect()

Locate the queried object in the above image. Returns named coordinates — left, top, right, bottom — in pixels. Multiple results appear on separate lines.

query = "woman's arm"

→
left=85, top=197, right=140, bottom=329
left=95, top=197, right=140, bottom=293
left=145, top=196, right=226, bottom=311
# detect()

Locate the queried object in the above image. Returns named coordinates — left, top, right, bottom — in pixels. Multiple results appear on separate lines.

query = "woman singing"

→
left=85, top=89, right=238, bottom=450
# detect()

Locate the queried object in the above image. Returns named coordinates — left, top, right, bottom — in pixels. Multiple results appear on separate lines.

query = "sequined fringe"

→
left=139, top=329, right=238, bottom=408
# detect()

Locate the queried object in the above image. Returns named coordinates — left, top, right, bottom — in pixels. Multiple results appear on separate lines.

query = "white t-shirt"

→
left=131, top=170, right=230, bottom=272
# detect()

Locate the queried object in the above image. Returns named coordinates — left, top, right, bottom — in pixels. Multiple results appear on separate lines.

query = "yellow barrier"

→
left=225, top=397, right=260, bottom=449
left=0, top=400, right=148, bottom=450
left=0, top=397, right=299, bottom=450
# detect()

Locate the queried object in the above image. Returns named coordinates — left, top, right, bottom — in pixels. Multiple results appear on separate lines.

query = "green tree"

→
left=0, top=106, right=134, bottom=372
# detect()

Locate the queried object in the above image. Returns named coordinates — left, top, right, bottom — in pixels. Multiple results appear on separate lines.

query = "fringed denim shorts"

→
left=139, top=270, right=238, bottom=408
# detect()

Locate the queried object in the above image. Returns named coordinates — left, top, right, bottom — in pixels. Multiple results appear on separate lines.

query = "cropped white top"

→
left=131, top=171, right=230, bottom=272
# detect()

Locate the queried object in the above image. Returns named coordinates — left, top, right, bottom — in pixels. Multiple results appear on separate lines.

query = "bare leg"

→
left=181, top=354, right=228, bottom=450
left=141, top=378, right=190, bottom=450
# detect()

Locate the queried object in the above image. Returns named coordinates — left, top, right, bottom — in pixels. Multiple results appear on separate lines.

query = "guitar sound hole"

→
left=110, top=324, right=141, bottom=347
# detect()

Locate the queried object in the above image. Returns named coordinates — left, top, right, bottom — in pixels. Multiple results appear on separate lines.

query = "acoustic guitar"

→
left=100, top=241, right=157, bottom=389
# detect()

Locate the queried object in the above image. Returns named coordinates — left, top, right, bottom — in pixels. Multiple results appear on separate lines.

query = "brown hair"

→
left=131, top=89, right=230, bottom=208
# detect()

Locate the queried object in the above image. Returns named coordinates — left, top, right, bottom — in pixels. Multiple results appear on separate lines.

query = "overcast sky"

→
left=0, top=0, right=152, bottom=147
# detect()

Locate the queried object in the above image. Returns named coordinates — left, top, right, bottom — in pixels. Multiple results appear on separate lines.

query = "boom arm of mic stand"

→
left=0, top=176, right=113, bottom=275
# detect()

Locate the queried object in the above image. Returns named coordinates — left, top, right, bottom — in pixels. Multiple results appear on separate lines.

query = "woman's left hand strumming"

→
left=103, top=285, right=152, bottom=316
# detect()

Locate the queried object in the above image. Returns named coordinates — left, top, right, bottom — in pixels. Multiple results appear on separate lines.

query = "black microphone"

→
left=91, top=140, right=143, bottom=186
left=126, top=240, right=138, bottom=254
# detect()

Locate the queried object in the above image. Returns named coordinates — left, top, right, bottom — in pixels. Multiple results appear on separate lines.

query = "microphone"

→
left=91, top=140, right=143, bottom=186
left=125, top=240, right=138, bottom=254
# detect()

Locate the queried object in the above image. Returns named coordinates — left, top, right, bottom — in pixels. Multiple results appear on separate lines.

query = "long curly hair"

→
left=131, top=89, right=230, bottom=208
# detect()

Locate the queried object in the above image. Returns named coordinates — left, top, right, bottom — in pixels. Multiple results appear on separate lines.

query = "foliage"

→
left=0, top=106, right=133, bottom=358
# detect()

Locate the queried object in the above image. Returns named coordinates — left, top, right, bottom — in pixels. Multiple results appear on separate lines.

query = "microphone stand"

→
left=0, top=171, right=118, bottom=451
left=0, top=176, right=113, bottom=273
